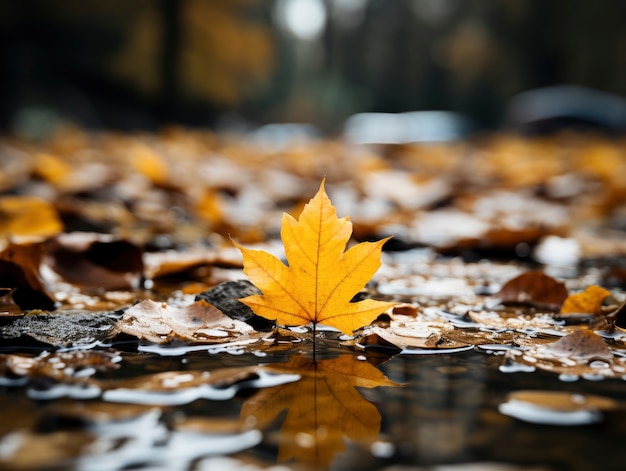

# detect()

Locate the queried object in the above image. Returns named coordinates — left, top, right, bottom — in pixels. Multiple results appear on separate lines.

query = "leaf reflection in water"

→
left=241, top=353, right=399, bottom=467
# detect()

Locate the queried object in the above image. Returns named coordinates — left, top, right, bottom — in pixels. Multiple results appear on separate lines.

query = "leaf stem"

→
left=312, top=322, right=317, bottom=362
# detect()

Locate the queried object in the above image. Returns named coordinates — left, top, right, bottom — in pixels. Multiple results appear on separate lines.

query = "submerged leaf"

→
left=234, top=180, right=395, bottom=335
left=499, top=390, right=618, bottom=425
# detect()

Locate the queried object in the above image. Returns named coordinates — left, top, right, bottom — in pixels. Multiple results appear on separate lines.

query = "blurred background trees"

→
left=1, top=0, right=626, bottom=136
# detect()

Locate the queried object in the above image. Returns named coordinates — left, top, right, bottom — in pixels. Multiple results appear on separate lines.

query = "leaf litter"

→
left=1, top=128, right=626, bottom=469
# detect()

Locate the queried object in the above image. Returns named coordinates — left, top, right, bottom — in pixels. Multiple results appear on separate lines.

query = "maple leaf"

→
left=233, top=180, right=394, bottom=335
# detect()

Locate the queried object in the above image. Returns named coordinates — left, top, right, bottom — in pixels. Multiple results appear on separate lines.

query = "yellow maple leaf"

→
left=233, top=180, right=394, bottom=335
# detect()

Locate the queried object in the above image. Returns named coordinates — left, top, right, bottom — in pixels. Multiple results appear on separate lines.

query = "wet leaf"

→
left=468, top=310, right=557, bottom=331
left=505, top=329, right=626, bottom=378
left=240, top=354, right=398, bottom=467
left=495, top=271, right=568, bottom=310
left=499, top=390, right=619, bottom=425
left=0, top=310, right=119, bottom=347
left=234, top=180, right=395, bottom=335
left=0, top=242, right=57, bottom=310
left=537, top=329, right=613, bottom=363
left=0, top=350, right=120, bottom=393
left=45, top=233, right=144, bottom=290
left=143, top=246, right=218, bottom=280
left=560, top=285, right=611, bottom=315
left=114, top=299, right=258, bottom=344
left=355, top=318, right=455, bottom=350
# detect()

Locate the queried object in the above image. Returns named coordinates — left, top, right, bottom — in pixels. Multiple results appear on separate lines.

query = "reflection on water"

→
left=375, top=353, right=487, bottom=466
left=2, top=345, right=626, bottom=470
left=241, top=353, right=398, bottom=467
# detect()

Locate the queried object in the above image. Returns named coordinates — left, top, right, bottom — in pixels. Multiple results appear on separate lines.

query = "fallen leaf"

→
left=499, top=390, right=618, bottom=425
left=560, top=285, right=611, bottom=315
left=0, top=350, right=120, bottom=390
left=495, top=271, right=568, bottom=311
left=611, top=301, right=626, bottom=332
left=0, top=310, right=119, bottom=347
left=45, top=233, right=144, bottom=290
left=0, top=242, right=57, bottom=310
left=0, top=195, right=64, bottom=241
left=114, top=299, right=257, bottom=344
left=468, top=310, right=557, bottom=331
left=240, top=354, right=398, bottom=467
left=503, top=329, right=626, bottom=378
left=537, top=329, right=613, bottom=363
left=195, top=280, right=275, bottom=331
left=234, top=180, right=395, bottom=335
left=143, top=246, right=218, bottom=280
left=101, top=365, right=300, bottom=406
left=355, top=319, right=455, bottom=350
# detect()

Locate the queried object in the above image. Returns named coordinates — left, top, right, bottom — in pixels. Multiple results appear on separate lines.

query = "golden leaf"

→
left=233, top=180, right=394, bottom=335
left=560, top=285, right=611, bottom=315
left=241, top=354, right=398, bottom=467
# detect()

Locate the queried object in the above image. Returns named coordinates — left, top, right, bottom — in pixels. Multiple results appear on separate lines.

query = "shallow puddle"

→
left=2, top=336, right=626, bottom=471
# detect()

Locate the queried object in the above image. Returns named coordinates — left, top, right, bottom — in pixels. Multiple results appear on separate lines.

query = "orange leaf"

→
left=560, top=285, right=611, bottom=315
left=233, top=180, right=394, bottom=335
